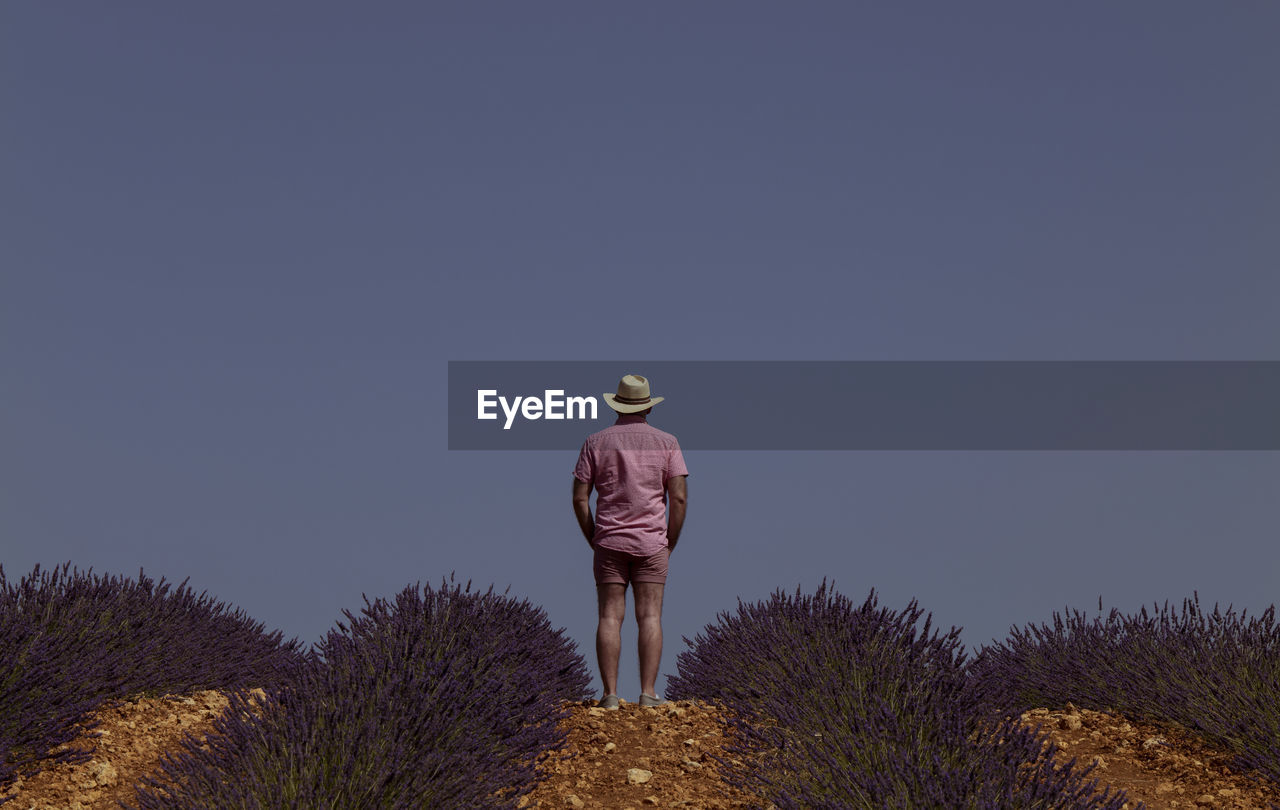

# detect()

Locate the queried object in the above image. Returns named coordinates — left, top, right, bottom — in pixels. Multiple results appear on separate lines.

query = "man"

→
left=573, top=374, right=688, bottom=710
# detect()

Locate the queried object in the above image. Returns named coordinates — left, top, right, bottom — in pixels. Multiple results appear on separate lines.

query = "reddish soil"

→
left=1019, top=704, right=1280, bottom=810
left=521, top=698, right=768, bottom=810
left=0, top=690, right=235, bottom=810
left=3, top=693, right=1278, bottom=809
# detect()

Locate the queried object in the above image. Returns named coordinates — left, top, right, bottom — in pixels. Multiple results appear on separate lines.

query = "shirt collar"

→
left=615, top=413, right=648, bottom=425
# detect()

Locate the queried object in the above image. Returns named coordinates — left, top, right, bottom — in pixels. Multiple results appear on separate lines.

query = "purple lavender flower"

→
left=0, top=562, right=304, bottom=801
left=129, top=574, right=591, bottom=809
left=668, top=581, right=1131, bottom=808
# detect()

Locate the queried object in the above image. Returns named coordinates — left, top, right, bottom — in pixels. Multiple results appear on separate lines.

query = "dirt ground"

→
left=1018, top=704, right=1280, bottom=810
left=0, top=690, right=233, bottom=810
left=3, top=692, right=1278, bottom=809
left=520, top=698, right=767, bottom=810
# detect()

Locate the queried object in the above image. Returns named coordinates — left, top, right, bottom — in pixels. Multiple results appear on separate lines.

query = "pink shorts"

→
left=593, top=545, right=669, bottom=586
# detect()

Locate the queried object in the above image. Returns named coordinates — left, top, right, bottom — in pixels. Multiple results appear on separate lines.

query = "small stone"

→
left=77, top=759, right=116, bottom=789
left=1195, top=794, right=1217, bottom=807
left=1091, top=756, right=1107, bottom=770
left=1156, top=783, right=1176, bottom=795
left=627, top=767, right=653, bottom=785
left=1217, top=788, right=1239, bottom=797
left=588, top=708, right=606, bottom=717
left=603, top=742, right=617, bottom=754
left=681, top=757, right=702, bottom=770
left=643, top=797, right=660, bottom=806
left=95, top=760, right=119, bottom=787
left=565, top=794, right=585, bottom=809
left=1059, top=715, right=1082, bottom=731
left=683, top=738, right=697, bottom=747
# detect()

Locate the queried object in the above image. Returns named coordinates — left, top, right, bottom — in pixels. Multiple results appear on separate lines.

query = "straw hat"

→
left=603, top=374, right=665, bottom=413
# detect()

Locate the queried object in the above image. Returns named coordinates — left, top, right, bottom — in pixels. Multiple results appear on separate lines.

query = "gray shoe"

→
left=599, top=694, right=621, bottom=710
left=638, top=693, right=666, bottom=707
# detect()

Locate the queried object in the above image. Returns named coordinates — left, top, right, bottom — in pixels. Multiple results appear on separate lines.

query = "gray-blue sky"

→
left=3, top=3, right=1277, bottom=699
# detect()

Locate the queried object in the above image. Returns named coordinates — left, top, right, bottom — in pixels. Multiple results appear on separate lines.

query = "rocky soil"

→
left=521, top=698, right=765, bottom=810
left=0, top=690, right=234, bottom=810
left=3, top=693, right=1278, bottom=809
left=1018, top=704, right=1280, bottom=810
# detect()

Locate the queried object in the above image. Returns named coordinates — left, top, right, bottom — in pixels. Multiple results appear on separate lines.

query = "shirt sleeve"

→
left=666, top=440, right=689, bottom=481
left=573, top=440, right=594, bottom=484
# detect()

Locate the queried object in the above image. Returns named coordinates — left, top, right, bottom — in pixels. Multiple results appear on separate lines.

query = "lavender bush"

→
left=667, top=583, right=1128, bottom=809
left=0, top=562, right=303, bottom=800
left=131, top=575, right=592, bottom=809
left=968, top=594, right=1280, bottom=785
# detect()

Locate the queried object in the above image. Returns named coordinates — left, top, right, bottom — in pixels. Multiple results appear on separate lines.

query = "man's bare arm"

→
left=665, top=474, right=687, bottom=554
left=572, top=478, right=595, bottom=547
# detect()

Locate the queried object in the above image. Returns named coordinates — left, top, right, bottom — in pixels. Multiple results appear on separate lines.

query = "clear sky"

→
left=4, top=3, right=1277, bottom=700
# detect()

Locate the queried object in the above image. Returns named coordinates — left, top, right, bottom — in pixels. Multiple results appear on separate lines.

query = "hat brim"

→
left=603, top=394, right=664, bottom=413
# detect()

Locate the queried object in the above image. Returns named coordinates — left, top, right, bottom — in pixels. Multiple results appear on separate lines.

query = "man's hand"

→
left=665, top=474, right=687, bottom=554
left=572, top=478, right=595, bottom=548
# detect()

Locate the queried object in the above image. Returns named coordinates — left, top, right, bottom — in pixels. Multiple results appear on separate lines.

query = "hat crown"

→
left=604, top=374, right=664, bottom=412
left=615, top=374, right=650, bottom=402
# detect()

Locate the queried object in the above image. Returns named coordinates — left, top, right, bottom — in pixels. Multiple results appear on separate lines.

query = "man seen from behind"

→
left=572, top=374, right=688, bottom=709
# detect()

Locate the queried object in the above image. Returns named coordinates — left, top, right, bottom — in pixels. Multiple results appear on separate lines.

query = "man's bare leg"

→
left=596, top=583, right=627, bottom=696
left=633, top=581, right=665, bottom=698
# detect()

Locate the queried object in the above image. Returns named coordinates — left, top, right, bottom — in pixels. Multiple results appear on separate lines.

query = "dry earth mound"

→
left=1020, top=704, right=1280, bottom=810
left=5, top=693, right=1280, bottom=809
left=1, top=690, right=232, bottom=810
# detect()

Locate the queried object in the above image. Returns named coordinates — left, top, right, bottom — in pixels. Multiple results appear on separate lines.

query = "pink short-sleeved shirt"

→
left=574, top=414, right=689, bottom=556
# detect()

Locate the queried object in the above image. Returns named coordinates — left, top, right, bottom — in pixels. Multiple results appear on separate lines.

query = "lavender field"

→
left=2, top=563, right=1276, bottom=809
